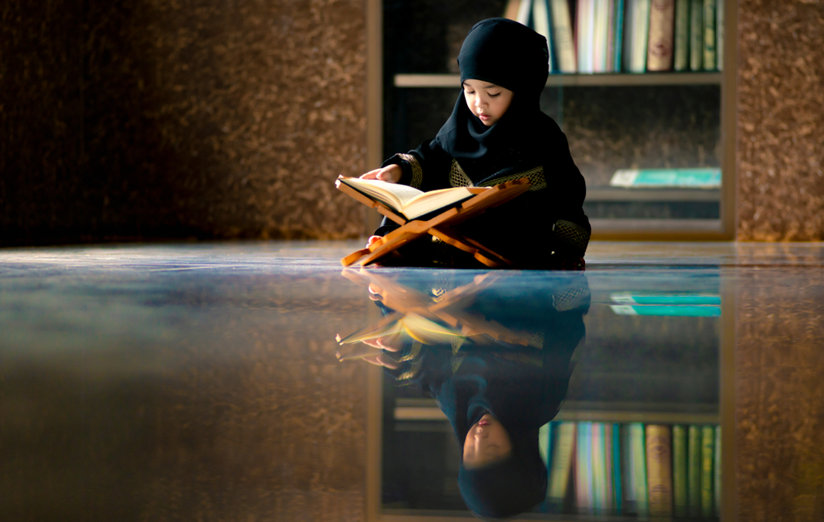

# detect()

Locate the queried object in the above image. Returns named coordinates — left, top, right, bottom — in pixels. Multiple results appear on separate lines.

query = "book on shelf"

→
left=531, top=0, right=555, bottom=71
left=689, top=0, right=704, bottom=71
left=647, top=0, right=676, bottom=71
left=623, top=0, right=651, bottom=73
left=610, top=0, right=626, bottom=72
left=505, top=0, right=525, bottom=22
left=716, top=0, right=724, bottom=70
left=703, top=0, right=717, bottom=70
left=506, top=0, right=720, bottom=75
left=550, top=0, right=577, bottom=73
left=673, top=0, right=690, bottom=71
left=609, top=167, right=721, bottom=188
left=335, top=176, right=479, bottom=220
left=504, top=0, right=534, bottom=25
left=576, top=0, right=595, bottom=73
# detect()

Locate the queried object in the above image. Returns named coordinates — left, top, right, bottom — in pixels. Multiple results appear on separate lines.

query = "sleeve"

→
left=373, top=140, right=455, bottom=237
left=380, top=140, right=454, bottom=191
left=541, top=126, right=591, bottom=259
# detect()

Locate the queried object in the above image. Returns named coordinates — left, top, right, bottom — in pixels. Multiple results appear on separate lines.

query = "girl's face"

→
left=463, top=413, right=512, bottom=468
left=462, top=79, right=514, bottom=127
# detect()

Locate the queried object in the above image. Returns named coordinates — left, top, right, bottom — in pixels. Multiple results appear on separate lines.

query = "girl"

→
left=360, top=18, right=590, bottom=269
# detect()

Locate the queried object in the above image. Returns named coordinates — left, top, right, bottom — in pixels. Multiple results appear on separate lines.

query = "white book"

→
left=551, top=0, right=577, bottom=72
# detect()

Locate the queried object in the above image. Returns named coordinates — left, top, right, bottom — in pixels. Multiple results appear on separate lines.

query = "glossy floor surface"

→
left=1, top=241, right=822, bottom=521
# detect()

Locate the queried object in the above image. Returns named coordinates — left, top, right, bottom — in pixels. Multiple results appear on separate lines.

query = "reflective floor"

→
left=1, top=241, right=822, bottom=521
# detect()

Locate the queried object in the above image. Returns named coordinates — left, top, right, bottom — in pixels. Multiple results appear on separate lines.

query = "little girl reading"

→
left=359, top=18, right=590, bottom=269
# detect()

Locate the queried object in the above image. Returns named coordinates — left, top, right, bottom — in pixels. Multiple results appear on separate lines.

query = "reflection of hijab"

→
left=376, top=273, right=590, bottom=517
left=433, top=18, right=552, bottom=180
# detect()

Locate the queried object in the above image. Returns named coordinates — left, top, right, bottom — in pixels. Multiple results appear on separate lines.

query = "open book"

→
left=336, top=176, right=480, bottom=220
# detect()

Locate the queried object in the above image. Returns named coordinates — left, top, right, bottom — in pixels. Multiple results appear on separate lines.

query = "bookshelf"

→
left=372, top=0, right=736, bottom=239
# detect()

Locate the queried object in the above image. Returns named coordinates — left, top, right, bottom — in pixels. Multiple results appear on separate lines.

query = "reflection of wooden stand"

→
left=337, top=269, right=542, bottom=356
left=336, top=176, right=530, bottom=268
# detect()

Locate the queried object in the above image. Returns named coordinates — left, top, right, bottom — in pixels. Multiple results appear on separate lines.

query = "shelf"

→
left=394, top=72, right=723, bottom=88
left=394, top=401, right=719, bottom=425
left=588, top=188, right=720, bottom=202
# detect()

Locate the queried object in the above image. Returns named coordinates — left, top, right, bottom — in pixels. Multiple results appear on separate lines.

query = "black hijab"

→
left=433, top=18, right=551, bottom=174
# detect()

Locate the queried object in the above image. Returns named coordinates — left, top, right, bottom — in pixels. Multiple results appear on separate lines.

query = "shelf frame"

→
left=394, top=72, right=723, bottom=88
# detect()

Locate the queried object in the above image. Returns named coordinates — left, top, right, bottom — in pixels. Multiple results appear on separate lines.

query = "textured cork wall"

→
left=3, top=1, right=824, bottom=244
left=736, top=1, right=824, bottom=240
left=0, top=1, right=367, bottom=245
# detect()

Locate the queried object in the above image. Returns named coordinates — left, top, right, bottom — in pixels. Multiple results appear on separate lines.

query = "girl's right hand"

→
left=359, top=164, right=401, bottom=183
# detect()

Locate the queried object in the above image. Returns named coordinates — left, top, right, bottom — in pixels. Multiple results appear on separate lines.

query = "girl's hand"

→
left=359, top=164, right=401, bottom=183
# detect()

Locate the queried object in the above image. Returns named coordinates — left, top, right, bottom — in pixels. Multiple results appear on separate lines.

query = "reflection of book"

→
left=591, top=422, right=612, bottom=513
left=548, top=421, right=576, bottom=509
left=336, top=177, right=478, bottom=220
left=701, top=425, right=715, bottom=516
left=623, top=423, right=648, bottom=515
left=672, top=425, right=688, bottom=517
left=575, top=422, right=594, bottom=513
left=336, top=312, right=461, bottom=347
left=646, top=424, right=673, bottom=517
left=688, top=424, right=702, bottom=516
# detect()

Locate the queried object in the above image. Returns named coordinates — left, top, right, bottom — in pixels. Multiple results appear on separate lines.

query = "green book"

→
left=592, top=422, right=608, bottom=513
left=714, top=426, right=722, bottom=515
left=623, top=423, right=649, bottom=516
left=672, top=425, right=689, bottom=517
left=703, top=0, right=717, bottom=70
left=701, top=425, right=715, bottom=516
left=687, top=425, right=702, bottom=516
left=612, top=0, right=625, bottom=72
left=673, top=0, right=690, bottom=71
left=689, top=0, right=703, bottom=71
left=612, top=423, right=623, bottom=514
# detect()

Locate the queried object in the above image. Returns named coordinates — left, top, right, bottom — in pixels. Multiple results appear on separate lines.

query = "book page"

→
left=339, top=177, right=477, bottom=219
left=338, top=177, right=424, bottom=212
left=402, top=186, right=476, bottom=219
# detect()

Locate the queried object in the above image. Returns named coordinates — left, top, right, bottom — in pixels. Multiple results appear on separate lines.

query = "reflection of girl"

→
left=381, top=276, right=590, bottom=518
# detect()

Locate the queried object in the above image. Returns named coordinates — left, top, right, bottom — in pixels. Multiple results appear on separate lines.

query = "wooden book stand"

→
left=336, top=177, right=530, bottom=268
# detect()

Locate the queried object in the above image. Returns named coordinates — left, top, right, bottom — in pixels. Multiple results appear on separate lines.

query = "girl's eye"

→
left=488, top=92, right=500, bottom=97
